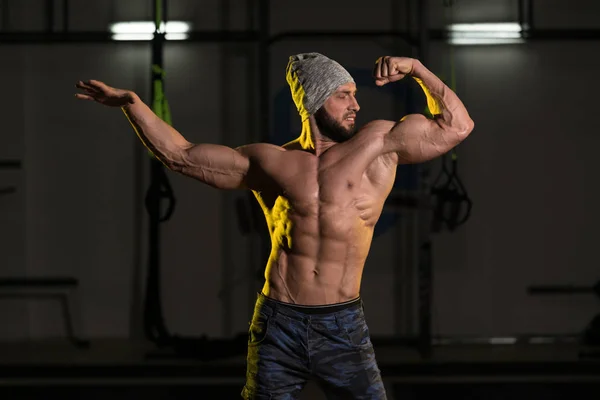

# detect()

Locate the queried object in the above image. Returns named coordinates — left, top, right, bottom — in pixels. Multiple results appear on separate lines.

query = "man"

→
left=75, top=53, right=473, bottom=399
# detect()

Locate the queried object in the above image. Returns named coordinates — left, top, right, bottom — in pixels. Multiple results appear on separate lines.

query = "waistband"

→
left=257, top=292, right=362, bottom=315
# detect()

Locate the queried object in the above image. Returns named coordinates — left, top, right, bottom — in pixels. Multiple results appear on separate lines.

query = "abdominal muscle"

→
left=261, top=207, right=375, bottom=305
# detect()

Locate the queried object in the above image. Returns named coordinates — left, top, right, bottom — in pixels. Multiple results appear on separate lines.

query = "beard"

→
left=314, top=108, right=357, bottom=143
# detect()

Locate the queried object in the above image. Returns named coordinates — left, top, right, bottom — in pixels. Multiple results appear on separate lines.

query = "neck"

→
left=298, top=118, right=336, bottom=156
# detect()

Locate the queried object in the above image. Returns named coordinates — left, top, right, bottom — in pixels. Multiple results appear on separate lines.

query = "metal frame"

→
left=0, top=160, right=21, bottom=169
left=0, top=277, right=89, bottom=348
left=1, top=0, right=598, bottom=43
left=3, top=28, right=600, bottom=44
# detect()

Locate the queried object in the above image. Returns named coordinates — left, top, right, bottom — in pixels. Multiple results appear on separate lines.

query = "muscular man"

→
left=75, top=53, right=473, bottom=399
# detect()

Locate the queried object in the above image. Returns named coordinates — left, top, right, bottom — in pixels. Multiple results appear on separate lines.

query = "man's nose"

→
left=350, top=97, right=360, bottom=112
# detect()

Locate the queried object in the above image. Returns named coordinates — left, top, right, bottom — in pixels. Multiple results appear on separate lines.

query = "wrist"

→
left=126, top=91, right=139, bottom=104
left=121, top=91, right=139, bottom=111
left=409, top=58, right=422, bottom=76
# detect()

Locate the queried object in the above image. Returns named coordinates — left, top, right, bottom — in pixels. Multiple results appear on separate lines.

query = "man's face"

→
left=314, top=82, right=360, bottom=143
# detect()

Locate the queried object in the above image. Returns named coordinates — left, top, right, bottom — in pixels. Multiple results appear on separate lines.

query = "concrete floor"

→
left=0, top=338, right=598, bottom=399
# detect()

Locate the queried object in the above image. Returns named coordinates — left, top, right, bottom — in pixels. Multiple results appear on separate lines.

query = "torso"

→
left=249, top=121, right=398, bottom=305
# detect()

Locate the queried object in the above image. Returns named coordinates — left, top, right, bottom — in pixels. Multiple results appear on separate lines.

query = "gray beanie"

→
left=286, top=53, right=355, bottom=121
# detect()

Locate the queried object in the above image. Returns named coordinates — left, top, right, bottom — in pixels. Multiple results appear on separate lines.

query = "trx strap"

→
left=143, top=0, right=176, bottom=345
left=430, top=1, right=472, bottom=232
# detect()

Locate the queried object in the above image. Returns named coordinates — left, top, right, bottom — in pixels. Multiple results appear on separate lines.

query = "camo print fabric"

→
left=241, top=293, right=387, bottom=399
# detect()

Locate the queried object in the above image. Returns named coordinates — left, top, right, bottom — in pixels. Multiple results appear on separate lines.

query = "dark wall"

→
left=0, top=0, right=598, bottom=340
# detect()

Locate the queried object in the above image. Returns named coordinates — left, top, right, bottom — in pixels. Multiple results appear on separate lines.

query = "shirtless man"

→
left=75, top=53, right=473, bottom=399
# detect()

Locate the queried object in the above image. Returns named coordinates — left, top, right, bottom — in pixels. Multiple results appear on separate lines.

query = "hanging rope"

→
left=140, top=0, right=249, bottom=360
left=147, top=63, right=176, bottom=223
left=143, top=0, right=176, bottom=345
left=429, top=0, right=473, bottom=233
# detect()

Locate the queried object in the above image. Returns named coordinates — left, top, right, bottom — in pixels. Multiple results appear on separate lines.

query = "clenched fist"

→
left=373, top=56, right=416, bottom=86
left=75, top=80, right=135, bottom=107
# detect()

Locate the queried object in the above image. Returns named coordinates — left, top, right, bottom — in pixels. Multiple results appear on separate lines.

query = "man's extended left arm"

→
left=373, top=56, right=475, bottom=164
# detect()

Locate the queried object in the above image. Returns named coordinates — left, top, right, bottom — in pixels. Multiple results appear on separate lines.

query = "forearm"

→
left=121, top=92, right=190, bottom=166
left=119, top=93, right=253, bottom=189
left=410, top=60, right=473, bottom=135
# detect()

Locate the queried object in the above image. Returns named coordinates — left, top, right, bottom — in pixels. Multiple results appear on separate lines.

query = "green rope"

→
left=155, top=0, right=162, bottom=32
left=145, top=0, right=172, bottom=159
left=152, top=0, right=170, bottom=125
left=151, top=65, right=172, bottom=126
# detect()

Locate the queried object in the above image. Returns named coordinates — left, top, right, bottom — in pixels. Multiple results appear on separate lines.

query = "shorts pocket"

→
left=247, top=311, right=270, bottom=346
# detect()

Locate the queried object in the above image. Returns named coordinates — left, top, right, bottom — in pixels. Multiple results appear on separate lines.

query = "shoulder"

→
left=358, top=119, right=396, bottom=134
left=355, top=120, right=402, bottom=166
left=235, top=142, right=286, bottom=158
left=347, top=119, right=396, bottom=150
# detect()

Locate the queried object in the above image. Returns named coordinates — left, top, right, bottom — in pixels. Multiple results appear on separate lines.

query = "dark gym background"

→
left=0, top=0, right=598, bottom=398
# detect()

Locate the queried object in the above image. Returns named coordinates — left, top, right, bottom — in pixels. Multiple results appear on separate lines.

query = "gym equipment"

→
left=430, top=151, right=472, bottom=232
left=140, top=0, right=176, bottom=347
left=0, top=186, right=16, bottom=195
left=0, top=277, right=89, bottom=348
left=528, top=282, right=600, bottom=297
left=430, top=1, right=472, bottom=234
left=139, top=0, right=249, bottom=361
left=527, top=281, right=600, bottom=347
left=0, top=160, right=21, bottom=195
left=0, top=159, right=21, bottom=169
left=0, top=159, right=89, bottom=348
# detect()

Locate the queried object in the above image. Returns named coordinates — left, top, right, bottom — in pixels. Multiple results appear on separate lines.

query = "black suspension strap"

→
left=430, top=0, right=472, bottom=233
left=430, top=151, right=472, bottom=232
left=143, top=0, right=176, bottom=346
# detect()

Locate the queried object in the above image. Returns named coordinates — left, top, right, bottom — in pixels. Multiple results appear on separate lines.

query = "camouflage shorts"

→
left=241, top=293, right=387, bottom=399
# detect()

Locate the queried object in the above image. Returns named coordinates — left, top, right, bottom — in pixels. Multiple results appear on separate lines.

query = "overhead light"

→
left=111, top=33, right=153, bottom=41
left=448, top=22, right=522, bottom=33
left=109, top=21, right=191, bottom=41
left=449, top=38, right=524, bottom=45
left=109, top=21, right=191, bottom=34
left=164, top=33, right=189, bottom=41
left=447, top=22, right=525, bottom=45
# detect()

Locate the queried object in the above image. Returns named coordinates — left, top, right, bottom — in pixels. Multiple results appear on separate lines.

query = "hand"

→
left=373, top=56, right=415, bottom=86
left=75, top=80, right=135, bottom=107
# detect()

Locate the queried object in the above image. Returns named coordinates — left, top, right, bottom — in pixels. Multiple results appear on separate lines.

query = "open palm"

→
left=75, top=80, right=134, bottom=107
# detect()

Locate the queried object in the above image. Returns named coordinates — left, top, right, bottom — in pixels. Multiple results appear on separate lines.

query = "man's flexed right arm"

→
left=75, top=79, right=259, bottom=190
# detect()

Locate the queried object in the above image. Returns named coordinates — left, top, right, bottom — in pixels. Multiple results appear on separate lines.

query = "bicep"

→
left=384, top=114, right=463, bottom=164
